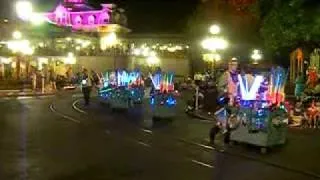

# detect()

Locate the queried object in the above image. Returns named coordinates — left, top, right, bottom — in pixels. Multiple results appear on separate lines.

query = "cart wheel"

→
left=260, top=147, right=267, bottom=154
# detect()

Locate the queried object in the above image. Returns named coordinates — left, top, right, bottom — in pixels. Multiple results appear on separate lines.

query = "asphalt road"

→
left=0, top=92, right=319, bottom=180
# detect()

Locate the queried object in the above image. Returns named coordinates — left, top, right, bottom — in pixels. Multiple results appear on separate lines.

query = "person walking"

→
left=49, top=69, right=57, bottom=91
left=81, top=69, right=92, bottom=105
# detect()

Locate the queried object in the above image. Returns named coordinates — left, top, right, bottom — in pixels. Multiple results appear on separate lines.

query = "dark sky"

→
left=0, top=0, right=199, bottom=33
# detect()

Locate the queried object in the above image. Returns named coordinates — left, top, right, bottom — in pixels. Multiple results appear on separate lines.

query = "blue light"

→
left=150, top=97, right=155, bottom=105
left=166, top=96, right=176, bottom=106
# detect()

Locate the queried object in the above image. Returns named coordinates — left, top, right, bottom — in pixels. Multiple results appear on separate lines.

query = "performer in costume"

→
left=226, top=61, right=239, bottom=105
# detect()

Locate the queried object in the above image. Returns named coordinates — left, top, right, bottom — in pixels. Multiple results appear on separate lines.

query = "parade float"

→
left=98, top=71, right=115, bottom=104
left=98, top=70, right=144, bottom=109
left=216, top=66, right=288, bottom=153
left=149, top=71, right=177, bottom=119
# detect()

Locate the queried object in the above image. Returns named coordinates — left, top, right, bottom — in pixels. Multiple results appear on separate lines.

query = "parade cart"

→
left=98, top=72, right=115, bottom=105
left=149, top=72, right=177, bottom=119
left=102, top=70, right=144, bottom=110
left=216, top=67, right=288, bottom=153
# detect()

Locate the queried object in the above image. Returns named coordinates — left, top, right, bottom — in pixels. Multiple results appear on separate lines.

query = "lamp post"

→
left=251, top=49, right=262, bottom=64
left=201, top=24, right=228, bottom=79
left=16, top=1, right=33, bottom=21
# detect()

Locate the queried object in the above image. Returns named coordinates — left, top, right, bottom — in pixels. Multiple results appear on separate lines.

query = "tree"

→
left=258, top=0, right=320, bottom=52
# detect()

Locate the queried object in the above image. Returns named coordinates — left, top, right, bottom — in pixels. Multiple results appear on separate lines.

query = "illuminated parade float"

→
left=216, top=65, right=288, bottom=153
left=98, top=70, right=144, bottom=109
left=149, top=71, right=177, bottom=119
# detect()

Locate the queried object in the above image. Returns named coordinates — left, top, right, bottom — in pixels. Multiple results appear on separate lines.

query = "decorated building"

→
left=43, top=0, right=129, bottom=33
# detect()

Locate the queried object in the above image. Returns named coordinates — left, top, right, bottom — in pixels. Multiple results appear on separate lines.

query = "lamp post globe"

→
left=209, top=25, right=221, bottom=35
left=16, top=1, right=33, bottom=21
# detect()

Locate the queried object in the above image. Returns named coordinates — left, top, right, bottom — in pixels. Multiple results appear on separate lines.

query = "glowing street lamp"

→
left=251, top=49, right=262, bottom=64
left=201, top=37, right=228, bottom=51
left=64, top=52, right=76, bottom=64
left=100, top=32, right=118, bottom=50
left=209, top=25, right=221, bottom=35
left=147, top=55, right=160, bottom=67
left=16, top=1, right=33, bottom=21
left=30, top=13, right=45, bottom=26
left=12, top=31, right=22, bottom=40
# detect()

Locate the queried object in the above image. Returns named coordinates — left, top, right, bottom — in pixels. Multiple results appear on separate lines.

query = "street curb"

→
left=192, top=112, right=215, bottom=121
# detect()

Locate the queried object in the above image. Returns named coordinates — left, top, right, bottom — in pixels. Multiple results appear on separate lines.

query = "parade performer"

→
left=217, top=61, right=238, bottom=105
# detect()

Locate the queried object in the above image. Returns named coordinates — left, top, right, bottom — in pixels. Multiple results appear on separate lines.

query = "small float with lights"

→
left=216, top=66, right=288, bottom=153
left=149, top=71, right=177, bottom=119
left=98, top=69, right=144, bottom=109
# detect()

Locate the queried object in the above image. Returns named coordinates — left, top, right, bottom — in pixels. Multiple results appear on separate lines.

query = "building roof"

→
left=68, top=4, right=96, bottom=12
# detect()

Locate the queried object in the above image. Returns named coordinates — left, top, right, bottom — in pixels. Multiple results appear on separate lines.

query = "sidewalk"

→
left=191, top=110, right=216, bottom=121
left=0, top=89, right=55, bottom=97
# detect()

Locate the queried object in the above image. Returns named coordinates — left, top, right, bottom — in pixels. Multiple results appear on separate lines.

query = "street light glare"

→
left=12, top=31, right=22, bottom=39
left=201, top=37, right=228, bottom=50
left=100, top=32, right=118, bottom=50
left=147, top=55, right=160, bottom=66
left=214, top=54, right=221, bottom=61
left=209, top=25, right=220, bottom=35
left=251, top=49, right=262, bottom=61
left=16, top=1, right=33, bottom=21
left=30, top=13, right=45, bottom=25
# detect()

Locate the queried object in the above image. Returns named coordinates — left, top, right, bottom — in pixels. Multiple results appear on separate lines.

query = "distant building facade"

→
left=43, top=0, right=128, bottom=32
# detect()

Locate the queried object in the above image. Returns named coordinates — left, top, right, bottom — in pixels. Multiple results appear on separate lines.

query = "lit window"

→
left=75, top=15, right=82, bottom=25
left=88, top=15, right=95, bottom=25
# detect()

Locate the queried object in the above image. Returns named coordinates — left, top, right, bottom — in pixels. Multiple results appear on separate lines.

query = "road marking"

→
left=177, top=138, right=215, bottom=150
left=17, top=97, right=32, bottom=100
left=141, top=129, right=153, bottom=134
left=72, top=99, right=87, bottom=114
left=194, top=143, right=215, bottom=150
left=190, top=159, right=214, bottom=169
left=49, top=104, right=80, bottom=123
left=137, top=141, right=151, bottom=148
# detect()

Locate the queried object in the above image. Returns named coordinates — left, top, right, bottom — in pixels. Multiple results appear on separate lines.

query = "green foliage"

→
left=258, top=0, right=320, bottom=52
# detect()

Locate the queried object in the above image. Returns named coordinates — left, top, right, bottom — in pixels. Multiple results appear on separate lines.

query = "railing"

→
left=0, top=47, right=188, bottom=59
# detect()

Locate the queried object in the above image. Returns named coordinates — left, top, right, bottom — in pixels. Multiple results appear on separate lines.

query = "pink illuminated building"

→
left=43, top=0, right=126, bottom=32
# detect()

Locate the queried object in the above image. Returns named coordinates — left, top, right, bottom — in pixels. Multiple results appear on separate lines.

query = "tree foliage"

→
left=258, top=0, right=320, bottom=52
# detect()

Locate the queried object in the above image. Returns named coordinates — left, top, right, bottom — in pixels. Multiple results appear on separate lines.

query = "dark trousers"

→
left=210, top=126, right=220, bottom=144
left=82, top=87, right=91, bottom=105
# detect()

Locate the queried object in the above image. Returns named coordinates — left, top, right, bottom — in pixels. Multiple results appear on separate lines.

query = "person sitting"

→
left=290, top=101, right=306, bottom=127
left=315, top=101, right=320, bottom=129
left=307, top=101, right=318, bottom=128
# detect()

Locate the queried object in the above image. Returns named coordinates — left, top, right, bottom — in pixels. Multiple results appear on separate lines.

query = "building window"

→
left=75, top=15, right=82, bottom=25
left=100, top=12, right=109, bottom=24
left=88, top=15, right=95, bottom=25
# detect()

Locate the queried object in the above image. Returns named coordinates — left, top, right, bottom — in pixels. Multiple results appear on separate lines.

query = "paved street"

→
left=0, top=92, right=319, bottom=180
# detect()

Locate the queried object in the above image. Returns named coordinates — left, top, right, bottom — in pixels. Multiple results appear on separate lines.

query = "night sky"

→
left=0, top=0, right=200, bottom=33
